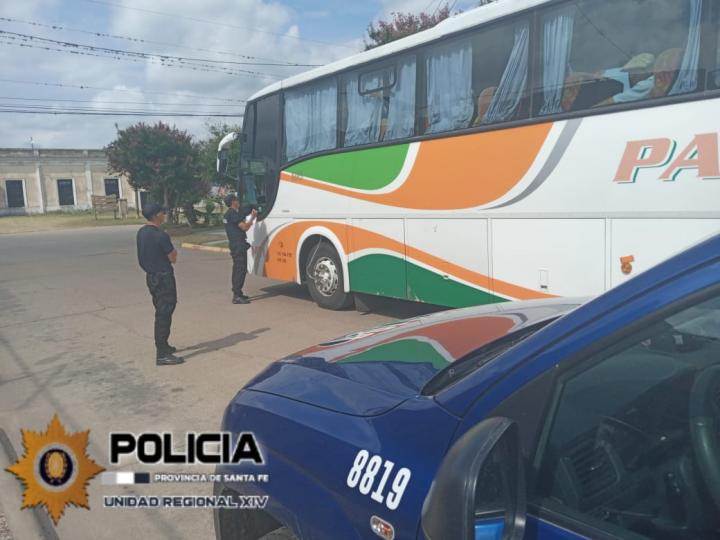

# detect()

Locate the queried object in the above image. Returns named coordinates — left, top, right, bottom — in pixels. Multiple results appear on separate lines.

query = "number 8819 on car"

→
left=346, top=449, right=412, bottom=511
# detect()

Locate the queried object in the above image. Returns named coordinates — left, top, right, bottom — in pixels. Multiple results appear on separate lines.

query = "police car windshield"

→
left=421, top=319, right=556, bottom=395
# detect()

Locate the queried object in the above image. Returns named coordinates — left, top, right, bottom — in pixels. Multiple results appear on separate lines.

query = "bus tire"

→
left=305, top=242, right=353, bottom=310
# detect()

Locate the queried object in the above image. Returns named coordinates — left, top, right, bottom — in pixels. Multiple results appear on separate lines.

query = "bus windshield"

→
left=239, top=94, right=280, bottom=218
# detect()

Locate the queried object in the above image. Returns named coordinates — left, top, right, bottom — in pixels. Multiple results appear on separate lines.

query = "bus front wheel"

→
left=305, top=242, right=353, bottom=310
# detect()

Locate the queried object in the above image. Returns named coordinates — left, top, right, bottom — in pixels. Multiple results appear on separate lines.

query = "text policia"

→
left=109, top=431, right=263, bottom=465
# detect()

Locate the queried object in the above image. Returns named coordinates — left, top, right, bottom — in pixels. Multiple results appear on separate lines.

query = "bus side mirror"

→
left=217, top=131, right=244, bottom=176
left=421, top=417, right=526, bottom=540
left=217, top=148, right=229, bottom=175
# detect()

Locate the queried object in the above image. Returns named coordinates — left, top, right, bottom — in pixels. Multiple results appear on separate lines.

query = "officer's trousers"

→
left=230, top=247, right=248, bottom=297
left=146, top=271, right=177, bottom=352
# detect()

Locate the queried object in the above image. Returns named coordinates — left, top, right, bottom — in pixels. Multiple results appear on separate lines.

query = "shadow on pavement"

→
left=179, top=328, right=270, bottom=360
left=254, top=283, right=448, bottom=321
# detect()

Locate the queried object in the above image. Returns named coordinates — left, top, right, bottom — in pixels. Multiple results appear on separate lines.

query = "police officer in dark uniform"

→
left=223, top=194, right=256, bottom=304
left=136, top=204, right=184, bottom=366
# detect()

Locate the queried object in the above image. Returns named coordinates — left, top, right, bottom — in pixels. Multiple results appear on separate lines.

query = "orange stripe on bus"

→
left=280, top=122, right=554, bottom=210
left=264, top=221, right=554, bottom=301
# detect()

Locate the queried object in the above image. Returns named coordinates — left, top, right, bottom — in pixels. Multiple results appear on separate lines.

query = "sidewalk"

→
left=173, top=227, right=229, bottom=252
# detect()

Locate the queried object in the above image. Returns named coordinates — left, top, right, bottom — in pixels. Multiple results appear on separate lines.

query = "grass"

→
left=0, top=211, right=145, bottom=234
left=0, top=212, right=229, bottom=248
left=171, top=225, right=229, bottom=248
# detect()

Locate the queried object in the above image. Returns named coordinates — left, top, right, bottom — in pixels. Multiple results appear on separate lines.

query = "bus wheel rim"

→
left=313, top=257, right=339, bottom=297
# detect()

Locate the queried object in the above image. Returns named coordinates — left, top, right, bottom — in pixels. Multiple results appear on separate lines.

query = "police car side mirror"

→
left=421, top=417, right=526, bottom=540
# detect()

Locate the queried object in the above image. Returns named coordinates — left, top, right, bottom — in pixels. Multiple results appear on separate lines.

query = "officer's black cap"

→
left=142, top=203, right=167, bottom=221
left=224, top=193, right=239, bottom=207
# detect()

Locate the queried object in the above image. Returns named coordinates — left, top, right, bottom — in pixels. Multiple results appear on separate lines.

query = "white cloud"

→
left=0, top=0, right=359, bottom=148
left=0, top=0, right=59, bottom=19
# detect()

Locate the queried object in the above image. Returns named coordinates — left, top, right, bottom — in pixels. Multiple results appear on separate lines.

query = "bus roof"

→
left=249, top=0, right=550, bottom=102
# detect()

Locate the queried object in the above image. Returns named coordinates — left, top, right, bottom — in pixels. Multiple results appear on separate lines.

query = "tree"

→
left=105, top=122, right=206, bottom=223
left=364, top=1, right=498, bottom=50
left=365, top=6, right=451, bottom=50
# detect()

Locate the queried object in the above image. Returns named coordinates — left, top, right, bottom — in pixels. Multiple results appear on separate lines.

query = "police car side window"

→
left=533, top=293, right=720, bottom=540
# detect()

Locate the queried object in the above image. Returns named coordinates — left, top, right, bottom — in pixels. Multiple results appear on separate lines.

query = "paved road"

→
left=0, top=226, right=439, bottom=540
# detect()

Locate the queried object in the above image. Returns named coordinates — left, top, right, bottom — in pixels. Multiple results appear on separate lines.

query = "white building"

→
left=0, top=148, right=141, bottom=216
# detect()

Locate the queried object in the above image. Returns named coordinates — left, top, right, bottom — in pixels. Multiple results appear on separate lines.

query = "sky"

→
left=0, top=0, right=480, bottom=149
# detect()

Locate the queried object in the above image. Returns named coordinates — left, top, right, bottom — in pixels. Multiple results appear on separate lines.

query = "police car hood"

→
left=244, top=299, right=581, bottom=416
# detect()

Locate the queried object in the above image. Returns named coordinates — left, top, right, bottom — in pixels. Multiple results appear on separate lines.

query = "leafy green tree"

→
left=105, top=122, right=206, bottom=223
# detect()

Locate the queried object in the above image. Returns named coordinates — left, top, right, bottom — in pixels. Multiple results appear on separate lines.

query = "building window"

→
left=104, top=178, right=120, bottom=198
left=5, top=180, right=26, bottom=208
left=57, top=179, right=75, bottom=206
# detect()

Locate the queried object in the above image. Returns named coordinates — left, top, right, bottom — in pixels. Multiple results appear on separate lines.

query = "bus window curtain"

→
left=285, top=80, right=337, bottom=162
left=344, top=75, right=382, bottom=147
left=670, top=0, right=702, bottom=95
left=483, top=21, right=529, bottom=124
left=539, top=6, right=575, bottom=116
left=385, top=57, right=416, bottom=140
left=425, top=39, right=473, bottom=134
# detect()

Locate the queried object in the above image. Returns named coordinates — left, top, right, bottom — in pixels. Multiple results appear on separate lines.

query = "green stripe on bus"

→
left=406, top=262, right=506, bottom=307
left=337, top=339, right=451, bottom=369
left=349, top=253, right=407, bottom=299
left=285, top=144, right=410, bottom=190
left=349, top=254, right=507, bottom=307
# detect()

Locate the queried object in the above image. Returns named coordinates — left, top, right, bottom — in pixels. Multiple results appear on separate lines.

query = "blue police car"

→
left=215, top=233, right=720, bottom=540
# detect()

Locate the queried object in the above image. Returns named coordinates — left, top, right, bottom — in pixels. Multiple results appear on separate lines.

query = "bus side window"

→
left=340, top=56, right=416, bottom=148
left=711, top=2, right=720, bottom=90
left=537, top=0, right=705, bottom=117
left=423, top=37, right=474, bottom=135
left=418, top=13, right=531, bottom=135
left=284, top=78, right=337, bottom=162
left=470, top=16, right=531, bottom=126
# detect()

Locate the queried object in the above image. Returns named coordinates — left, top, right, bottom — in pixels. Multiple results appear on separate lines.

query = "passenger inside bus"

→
left=541, top=0, right=701, bottom=116
left=560, top=49, right=685, bottom=112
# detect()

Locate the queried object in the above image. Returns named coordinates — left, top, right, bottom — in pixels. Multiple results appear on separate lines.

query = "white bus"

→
left=218, top=0, right=720, bottom=310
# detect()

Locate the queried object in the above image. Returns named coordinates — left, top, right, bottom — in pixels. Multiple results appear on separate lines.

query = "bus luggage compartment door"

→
left=491, top=219, right=605, bottom=299
left=405, top=219, right=493, bottom=307
left=349, top=218, right=407, bottom=300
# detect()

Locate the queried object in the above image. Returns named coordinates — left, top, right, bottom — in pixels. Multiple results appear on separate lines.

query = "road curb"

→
left=181, top=242, right=230, bottom=254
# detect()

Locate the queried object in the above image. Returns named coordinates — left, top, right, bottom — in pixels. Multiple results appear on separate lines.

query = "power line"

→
left=571, top=1, right=630, bottom=62
left=0, top=16, right=321, bottom=66
left=80, top=0, right=357, bottom=49
left=0, top=96, right=244, bottom=107
left=432, top=1, right=449, bottom=17
left=0, top=31, right=281, bottom=78
left=0, top=102, right=242, bottom=113
left=0, top=37, right=270, bottom=79
left=0, top=106, right=243, bottom=117
left=0, top=78, right=246, bottom=102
